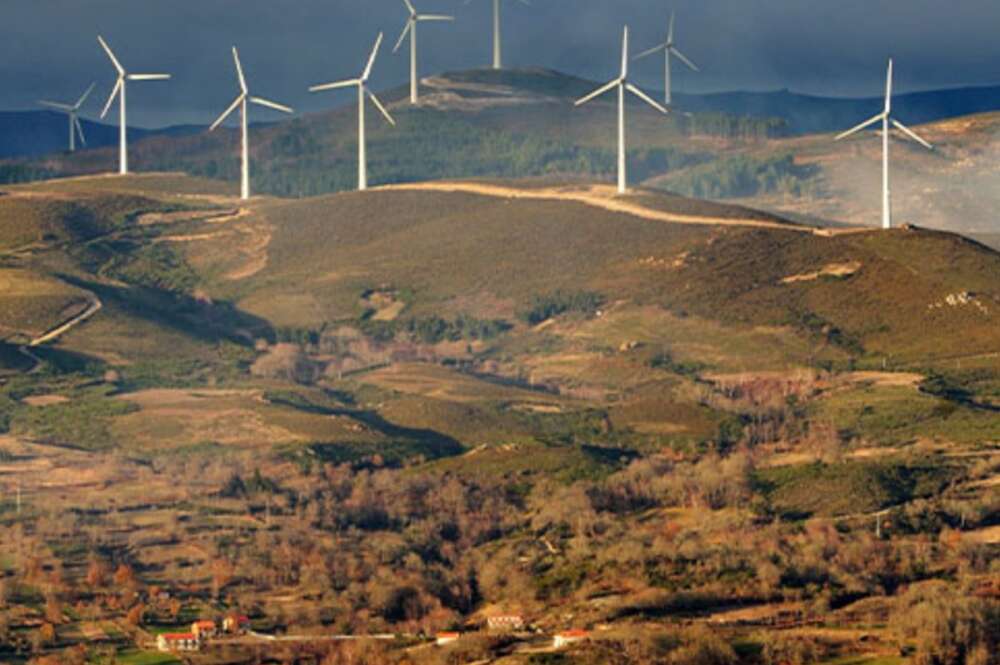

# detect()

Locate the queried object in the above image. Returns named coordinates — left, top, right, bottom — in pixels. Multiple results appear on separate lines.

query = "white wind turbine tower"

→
left=634, top=11, right=699, bottom=106
left=210, top=47, right=294, bottom=201
left=575, top=26, right=668, bottom=195
left=309, top=33, right=396, bottom=192
left=393, top=0, right=454, bottom=104
left=466, top=0, right=530, bottom=70
left=835, top=59, right=933, bottom=230
left=38, top=83, right=96, bottom=152
left=97, top=36, right=171, bottom=175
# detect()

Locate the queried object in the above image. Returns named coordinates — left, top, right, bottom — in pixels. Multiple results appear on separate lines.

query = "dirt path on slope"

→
left=379, top=182, right=820, bottom=233
left=28, top=297, right=102, bottom=347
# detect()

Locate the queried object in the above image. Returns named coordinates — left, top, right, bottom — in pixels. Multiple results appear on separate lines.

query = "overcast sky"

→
left=4, top=0, right=1000, bottom=127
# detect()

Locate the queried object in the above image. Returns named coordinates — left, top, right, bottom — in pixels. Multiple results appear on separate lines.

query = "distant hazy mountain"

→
left=0, top=111, right=206, bottom=159
left=673, top=84, right=1000, bottom=134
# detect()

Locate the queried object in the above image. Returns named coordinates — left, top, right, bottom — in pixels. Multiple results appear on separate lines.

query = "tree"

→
left=125, top=603, right=145, bottom=627
left=85, top=559, right=108, bottom=588
left=891, top=582, right=1000, bottom=665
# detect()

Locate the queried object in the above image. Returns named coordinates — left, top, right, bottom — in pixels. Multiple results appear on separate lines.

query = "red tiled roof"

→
left=557, top=629, right=589, bottom=637
left=161, top=633, right=197, bottom=640
left=437, top=632, right=461, bottom=638
left=193, top=620, right=215, bottom=627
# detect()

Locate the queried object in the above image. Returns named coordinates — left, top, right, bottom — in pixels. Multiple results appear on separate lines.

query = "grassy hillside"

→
left=1, top=174, right=998, bottom=665
left=0, top=174, right=997, bottom=462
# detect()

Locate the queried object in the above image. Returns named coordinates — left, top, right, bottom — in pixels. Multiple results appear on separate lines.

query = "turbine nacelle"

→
left=575, top=26, right=668, bottom=194
left=38, top=82, right=96, bottom=151
left=310, top=33, right=396, bottom=190
left=634, top=10, right=699, bottom=107
left=96, top=35, right=171, bottom=175
left=834, top=59, right=933, bottom=230
left=209, top=46, right=294, bottom=200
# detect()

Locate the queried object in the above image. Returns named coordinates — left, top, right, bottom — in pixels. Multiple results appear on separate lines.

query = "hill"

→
left=0, top=68, right=789, bottom=197
left=675, top=83, right=1000, bottom=135
left=653, top=110, right=1000, bottom=235
left=0, top=174, right=998, bottom=665
left=0, top=110, right=208, bottom=160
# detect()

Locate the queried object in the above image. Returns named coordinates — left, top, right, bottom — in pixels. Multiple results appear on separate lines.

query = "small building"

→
left=487, top=615, right=525, bottom=632
left=553, top=630, right=589, bottom=649
left=436, top=632, right=461, bottom=646
left=223, top=614, right=251, bottom=634
left=192, top=620, right=217, bottom=639
left=157, top=633, right=200, bottom=652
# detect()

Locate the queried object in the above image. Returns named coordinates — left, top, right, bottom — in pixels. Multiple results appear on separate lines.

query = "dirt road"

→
left=380, top=181, right=827, bottom=233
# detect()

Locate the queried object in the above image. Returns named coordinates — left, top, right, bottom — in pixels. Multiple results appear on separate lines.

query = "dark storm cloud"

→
left=3, top=0, right=1000, bottom=126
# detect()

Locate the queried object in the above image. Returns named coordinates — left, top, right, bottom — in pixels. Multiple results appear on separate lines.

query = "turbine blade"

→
left=393, top=20, right=413, bottom=53
left=100, top=78, right=123, bottom=119
left=633, top=43, right=667, bottom=61
left=621, top=26, right=629, bottom=79
left=233, top=47, right=247, bottom=93
left=127, top=74, right=171, bottom=81
left=209, top=95, right=244, bottom=132
left=416, top=14, right=455, bottom=21
left=575, top=79, right=620, bottom=106
left=249, top=96, right=294, bottom=114
left=367, top=89, right=396, bottom=126
left=75, top=82, right=97, bottom=109
left=668, top=11, right=675, bottom=44
left=309, top=78, right=361, bottom=93
left=626, top=82, right=668, bottom=114
left=885, top=58, right=893, bottom=114
left=670, top=47, right=699, bottom=72
left=75, top=116, right=87, bottom=147
left=891, top=118, right=933, bottom=150
left=39, top=101, right=74, bottom=111
left=834, top=112, right=885, bottom=141
left=97, top=36, right=125, bottom=75
left=362, top=32, right=384, bottom=81
left=403, top=0, right=415, bottom=14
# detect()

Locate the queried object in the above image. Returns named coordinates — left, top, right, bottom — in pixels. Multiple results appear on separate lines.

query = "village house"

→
left=436, top=632, right=461, bottom=646
left=486, top=614, right=525, bottom=632
left=157, top=632, right=200, bottom=652
left=192, top=619, right=217, bottom=639
left=223, top=614, right=252, bottom=634
left=553, top=629, right=589, bottom=649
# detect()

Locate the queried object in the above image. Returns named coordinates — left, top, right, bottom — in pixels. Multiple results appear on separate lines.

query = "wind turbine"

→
left=210, top=47, right=294, bottom=201
left=466, top=0, right=530, bottom=70
left=835, top=59, right=933, bottom=230
left=97, top=36, right=171, bottom=175
left=309, top=33, right=396, bottom=192
left=634, top=11, right=699, bottom=106
left=575, top=26, right=668, bottom=194
left=393, top=0, right=454, bottom=104
left=38, top=83, right=96, bottom=153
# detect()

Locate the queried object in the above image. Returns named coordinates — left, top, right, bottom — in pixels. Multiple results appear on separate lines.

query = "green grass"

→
left=756, top=459, right=958, bottom=518
left=112, top=649, right=182, bottom=665
left=9, top=384, right=139, bottom=451
left=812, top=383, right=1000, bottom=445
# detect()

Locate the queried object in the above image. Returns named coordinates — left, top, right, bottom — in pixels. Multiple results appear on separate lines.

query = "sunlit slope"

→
left=654, top=110, right=1000, bottom=235
left=155, top=179, right=1000, bottom=366
left=5, top=173, right=999, bottom=370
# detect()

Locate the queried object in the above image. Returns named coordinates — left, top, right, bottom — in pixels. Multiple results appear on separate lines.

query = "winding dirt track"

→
left=380, top=182, right=823, bottom=234
left=28, top=297, right=103, bottom=347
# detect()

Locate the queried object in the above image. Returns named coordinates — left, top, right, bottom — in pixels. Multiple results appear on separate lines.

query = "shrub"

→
left=519, top=291, right=605, bottom=325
